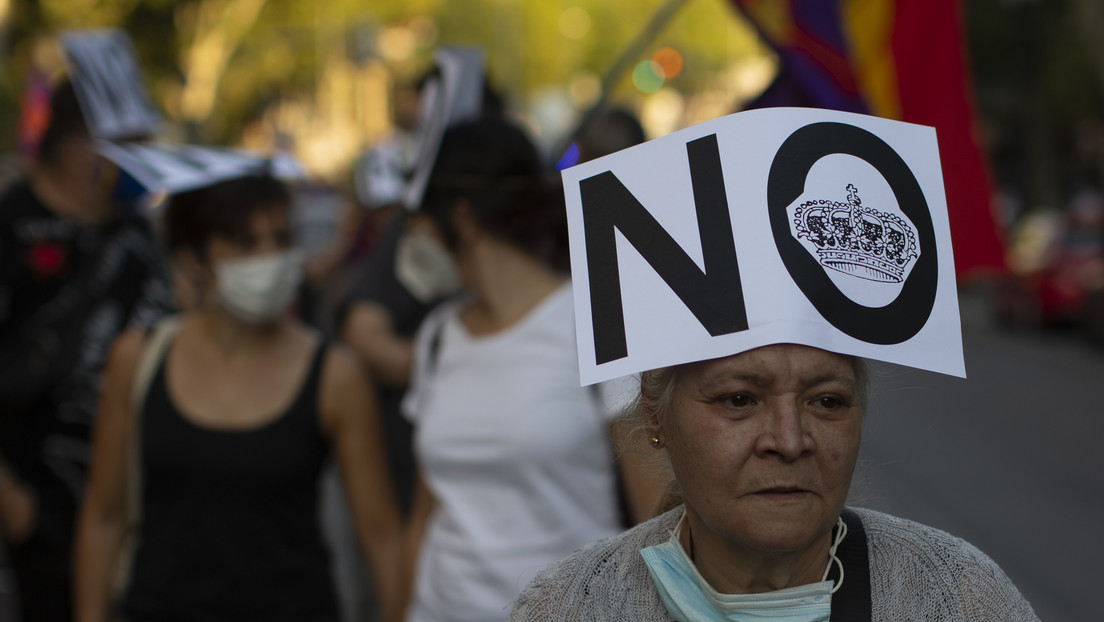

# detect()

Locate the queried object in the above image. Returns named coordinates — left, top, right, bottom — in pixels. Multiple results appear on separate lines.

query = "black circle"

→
left=767, top=121, right=938, bottom=344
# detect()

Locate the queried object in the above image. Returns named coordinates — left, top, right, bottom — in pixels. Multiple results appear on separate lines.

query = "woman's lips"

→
left=751, top=487, right=812, bottom=500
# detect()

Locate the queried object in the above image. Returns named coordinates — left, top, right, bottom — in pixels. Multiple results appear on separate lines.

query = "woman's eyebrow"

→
left=803, top=372, right=857, bottom=389
left=697, top=370, right=772, bottom=392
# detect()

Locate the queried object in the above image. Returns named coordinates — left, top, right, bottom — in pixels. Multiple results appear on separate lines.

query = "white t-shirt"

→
left=403, top=283, right=623, bottom=622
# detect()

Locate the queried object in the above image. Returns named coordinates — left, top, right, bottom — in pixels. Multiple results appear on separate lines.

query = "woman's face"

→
left=659, top=344, right=863, bottom=557
left=177, top=203, right=292, bottom=306
left=54, top=133, right=112, bottom=209
left=403, top=210, right=470, bottom=290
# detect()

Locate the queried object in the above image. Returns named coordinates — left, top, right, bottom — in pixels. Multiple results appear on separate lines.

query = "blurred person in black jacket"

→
left=0, top=80, right=170, bottom=622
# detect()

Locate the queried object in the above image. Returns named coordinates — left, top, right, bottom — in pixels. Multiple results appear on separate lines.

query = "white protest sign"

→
left=96, top=141, right=303, bottom=195
left=402, top=47, right=484, bottom=210
left=563, top=107, right=963, bottom=385
left=60, top=29, right=162, bottom=140
left=354, top=139, right=405, bottom=209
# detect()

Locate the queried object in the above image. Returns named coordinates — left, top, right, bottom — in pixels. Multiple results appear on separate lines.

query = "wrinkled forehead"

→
left=677, top=344, right=859, bottom=390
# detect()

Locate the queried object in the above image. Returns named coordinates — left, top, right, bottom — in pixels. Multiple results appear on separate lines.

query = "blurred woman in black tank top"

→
left=73, top=174, right=402, bottom=622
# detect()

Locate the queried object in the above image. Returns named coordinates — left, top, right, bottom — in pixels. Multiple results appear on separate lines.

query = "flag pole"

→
left=555, top=0, right=691, bottom=161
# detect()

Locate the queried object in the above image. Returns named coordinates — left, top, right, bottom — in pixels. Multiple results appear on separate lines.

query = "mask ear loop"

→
left=821, top=516, right=848, bottom=594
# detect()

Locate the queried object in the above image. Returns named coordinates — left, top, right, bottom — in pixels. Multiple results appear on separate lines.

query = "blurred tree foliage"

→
left=5, top=0, right=1100, bottom=211
left=0, top=0, right=758, bottom=147
left=966, top=0, right=1104, bottom=212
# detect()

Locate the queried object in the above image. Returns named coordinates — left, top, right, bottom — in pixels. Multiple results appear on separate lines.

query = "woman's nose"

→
left=753, top=401, right=815, bottom=461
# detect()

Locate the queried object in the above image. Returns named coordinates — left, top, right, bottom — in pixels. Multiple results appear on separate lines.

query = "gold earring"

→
left=650, top=436, right=662, bottom=448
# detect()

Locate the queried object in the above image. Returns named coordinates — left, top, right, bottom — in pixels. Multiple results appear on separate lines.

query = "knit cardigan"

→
left=509, top=506, right=1038, bottom=621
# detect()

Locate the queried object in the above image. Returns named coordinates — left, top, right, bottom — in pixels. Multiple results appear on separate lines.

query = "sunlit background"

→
left=0, top=0, right=778, bottom=181
left=2, top=2, right=1104, bottom=621
left=2, top=0, right=1101, bottom=224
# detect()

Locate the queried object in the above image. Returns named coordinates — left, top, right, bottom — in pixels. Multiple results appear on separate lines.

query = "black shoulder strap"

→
left=830, top=508, right=872, bottom=621
left=426, top=319, right=445, bottom=376
left=585, top=382, right=633, bottom=529
left=302, top=337, right=330, bottom=399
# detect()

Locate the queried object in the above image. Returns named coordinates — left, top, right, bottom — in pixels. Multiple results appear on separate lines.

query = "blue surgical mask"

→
left=639, top=513, right=845, bottom=622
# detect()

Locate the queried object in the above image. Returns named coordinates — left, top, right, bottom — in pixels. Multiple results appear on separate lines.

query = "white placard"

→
left=96, top=141, right=303, bottom=195
left=355, top=139, right=405, bottom=208
left=402, top=47, right=484, bottom=210
left=60, top=29, right=162, bottom=140
left=562, top=108, right=963, bottom=385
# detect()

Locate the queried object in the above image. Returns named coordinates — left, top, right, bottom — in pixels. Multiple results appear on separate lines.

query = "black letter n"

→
left=580, top=134, right=748, bottom=366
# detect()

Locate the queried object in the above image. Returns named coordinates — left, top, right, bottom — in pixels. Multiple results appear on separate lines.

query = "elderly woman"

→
left=510, top=343, right=1038, bottom=621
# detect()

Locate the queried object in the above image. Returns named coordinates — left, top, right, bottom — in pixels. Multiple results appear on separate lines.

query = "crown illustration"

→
left=792, top=184, right=919, bottom=283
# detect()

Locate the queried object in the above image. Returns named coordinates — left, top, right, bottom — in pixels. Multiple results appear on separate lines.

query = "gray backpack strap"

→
left=129, top=315, right=182, bottom=415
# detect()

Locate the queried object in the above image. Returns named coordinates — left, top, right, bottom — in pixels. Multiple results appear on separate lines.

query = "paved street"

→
left=853, top=289, right=1104, bottom=621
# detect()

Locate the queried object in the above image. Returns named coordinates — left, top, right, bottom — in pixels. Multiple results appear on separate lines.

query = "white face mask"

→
left=395, top=229, right=462, bottom=302
left=213, top=249, right=304, bottom=323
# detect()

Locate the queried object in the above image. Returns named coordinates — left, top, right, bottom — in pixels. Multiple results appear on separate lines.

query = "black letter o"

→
left=767, top=122, right=937, bottom=344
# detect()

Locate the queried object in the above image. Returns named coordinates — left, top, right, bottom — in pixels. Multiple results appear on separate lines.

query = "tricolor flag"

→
left=731, top=0, right=1004, bottom=278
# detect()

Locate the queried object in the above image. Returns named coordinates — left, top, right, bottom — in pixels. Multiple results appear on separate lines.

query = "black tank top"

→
left=124, top=338, right=338, bottom=622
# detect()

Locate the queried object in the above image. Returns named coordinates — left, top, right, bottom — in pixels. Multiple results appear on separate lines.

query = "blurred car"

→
left=997, top=192, right=1104, bottom=344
